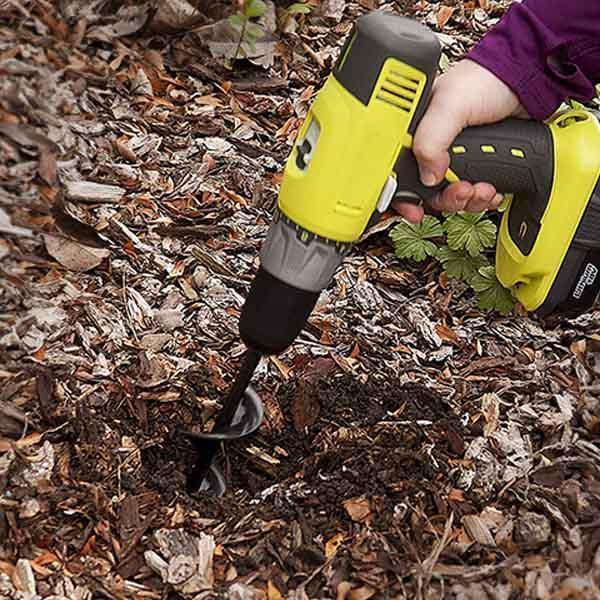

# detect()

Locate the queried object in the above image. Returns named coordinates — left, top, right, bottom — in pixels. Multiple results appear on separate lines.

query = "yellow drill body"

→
left=240, top=11, right=600, bottom=357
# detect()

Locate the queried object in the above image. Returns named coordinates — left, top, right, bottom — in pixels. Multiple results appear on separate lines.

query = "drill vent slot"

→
left=376, top=71, right=419, bottom=112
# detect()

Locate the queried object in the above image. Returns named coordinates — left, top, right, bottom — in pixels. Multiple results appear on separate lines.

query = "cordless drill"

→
left=239, top=11, right=600, bottom=356
left=187, top=11, right=600, bottom=496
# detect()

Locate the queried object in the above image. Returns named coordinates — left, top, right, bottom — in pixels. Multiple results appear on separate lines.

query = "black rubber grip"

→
left=449, top=119, right=554, bottom=203
left=393, top=118, right=555, bottom=255
left=395, top=118, right=553, bottom=203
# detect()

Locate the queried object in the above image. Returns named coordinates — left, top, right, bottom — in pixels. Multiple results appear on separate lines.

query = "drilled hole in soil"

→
left=219, top=374, right=469, bottom=529
left=66, top=370, right=470, bottom=532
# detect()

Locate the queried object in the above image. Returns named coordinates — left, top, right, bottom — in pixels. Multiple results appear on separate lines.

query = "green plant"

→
left=389, top=215, right=443, bottom=261
left=436, top=246, right=488, bottom=281
left=279, top=1, right=313, bottom=33
left=286, top=2, right=312, bottom=15
left=470, top=265, right=515, bottom=314
left=443, top=212, right=496, bottom=257
left=228, top=0, right=268, bottom=65
left=389, top=212, right=515, bottom=315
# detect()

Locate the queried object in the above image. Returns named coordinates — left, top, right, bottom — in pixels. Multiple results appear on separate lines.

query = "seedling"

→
left=228, top=0, right=268, bottom=66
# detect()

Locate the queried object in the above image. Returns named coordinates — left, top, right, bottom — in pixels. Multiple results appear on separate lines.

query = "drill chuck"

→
left=239, top=266, right=320, bottom=355
left=239, top=212, right=351, bottom=354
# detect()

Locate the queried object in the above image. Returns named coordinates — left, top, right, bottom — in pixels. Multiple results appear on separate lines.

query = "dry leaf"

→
left=343, top=497, right=371, bottom=522
left=570, top=339, right=586, bottom=362
left=144, top=49, right=165, bottom=71
left=448, top=488, right=466, bottom=502
left=44, top=234, right=109, bottom=272
left=302, top=357, right=337, bottom=383
left=38, top=146, right=57, bottom=185
left=291, top=381, right=320, bottom=433
left=481, top=393, right=500, bottom=437
left=267, top=580, right=283, bottom=600
left=115, top=136, right=137, bottom=161
left=198, top=19, right=278, bottom=68
left=149, top=0, right=202, bottom=33
left=132, top=67, right=153, bottom=96
left=437, top=6, right=455, bottom=28
left=463, top=515, right=496, bottom=546
left=336, top=582, right=352, bottom=600
left=348, top=586, right=376, bottom=600
left=0, top=123, right=58, bottom=185
left=136, top=352, right=172, bottom=388
left=436, top=324, right=460, bottom=345
left=325, top=533, right=345, bottom=557
left=0, top=432, right=43, bottom=453
left=51, top=195, right=107, bottom=248
left=0, top=560, right=15, bottom=577
left=87, top=5, right=149, bottom=41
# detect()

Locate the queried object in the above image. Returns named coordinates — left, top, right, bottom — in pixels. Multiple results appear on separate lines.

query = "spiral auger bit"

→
left=184, top=349, right=264, bottom=496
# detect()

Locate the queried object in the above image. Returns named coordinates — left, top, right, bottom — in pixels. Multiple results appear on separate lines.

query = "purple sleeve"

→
left=467, top=1, right=600, bottom=120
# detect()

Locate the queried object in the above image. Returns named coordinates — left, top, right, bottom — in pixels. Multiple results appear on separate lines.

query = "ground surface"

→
left=2, top=1, right=600, bottom=599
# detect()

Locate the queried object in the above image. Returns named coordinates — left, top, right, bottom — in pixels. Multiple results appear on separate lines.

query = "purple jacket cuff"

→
left=467, top=2, right=599, bottom=120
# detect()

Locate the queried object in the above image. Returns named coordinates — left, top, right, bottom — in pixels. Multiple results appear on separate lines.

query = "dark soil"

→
left=39, top=367, right=473, bottom=597
left=228, top=376, right=468, bottom=521
left=45, top=366, right=473, bottom=557
left=63, top=367, right=467, bottom=513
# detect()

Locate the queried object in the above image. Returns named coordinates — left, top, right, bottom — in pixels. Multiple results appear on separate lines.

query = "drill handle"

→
left=394, top=118, right=554, bottom=216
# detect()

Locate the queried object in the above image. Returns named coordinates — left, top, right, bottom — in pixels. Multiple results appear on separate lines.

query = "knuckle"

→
left=413, top=139, right=440, bottom=163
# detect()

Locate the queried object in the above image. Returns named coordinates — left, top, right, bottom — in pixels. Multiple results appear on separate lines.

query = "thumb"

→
left=412, top=93, right=467, bottom=186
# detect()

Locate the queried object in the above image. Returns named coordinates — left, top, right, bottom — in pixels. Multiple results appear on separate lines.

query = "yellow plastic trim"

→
left=481, top=145, right=496, bottom=153
left=496, top=109, right=600, bottom=310
left=445, top=168, right=460, bottom=184
left=337, top=32, right=356, bottom=71
left=452, top=146, right=466, bottom=154
left=511, top=148, right=525, bottom=158
left=278, top=58, right=428, bottom=242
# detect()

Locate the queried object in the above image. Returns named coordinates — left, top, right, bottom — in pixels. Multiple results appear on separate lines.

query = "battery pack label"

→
left=567, top=249, right=600, bottom=313
left=573, top=263, right=599, bottom=299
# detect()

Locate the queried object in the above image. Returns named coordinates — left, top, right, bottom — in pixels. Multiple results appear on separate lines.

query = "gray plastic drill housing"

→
left=259, top=214, right=349, bottom=293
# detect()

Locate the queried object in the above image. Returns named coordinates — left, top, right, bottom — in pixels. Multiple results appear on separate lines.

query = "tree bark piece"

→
left=65, top=181, right=125, bottom=203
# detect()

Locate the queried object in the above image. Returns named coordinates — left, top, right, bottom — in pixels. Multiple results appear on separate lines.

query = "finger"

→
left=464, top=182, right=497, bottom=213
left=412, top=91, right=466, bottom=186
left=490, top=193, right=504, bottom=210
left=392, top=200, right=424, bottom=223
left=431, top=181, right=474, bottom=213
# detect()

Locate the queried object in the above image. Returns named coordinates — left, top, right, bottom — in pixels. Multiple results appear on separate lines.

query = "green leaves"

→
left=287, top=2, right=312, bottom=14
left=471, top=266, right=515, bottom=315
left=245, top=21, right=265, bottom=43
left=444, top=212, right=497, bottom=257
left=244, top=0, right=267, bottom=18
left=390, top=210, right=514, bottom=315
left=228, top=13, right=246, bottom=29
left=229, top=0, right=267, bottom=30
left=389, top=216, right=443, bottom=262
left=437, top=246, right=489, bottom=282
left=226, top=0, right=267, bottom=65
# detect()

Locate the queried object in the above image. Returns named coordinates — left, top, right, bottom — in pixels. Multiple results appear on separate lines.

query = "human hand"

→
left=394, top=59, right=529, bottom=223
